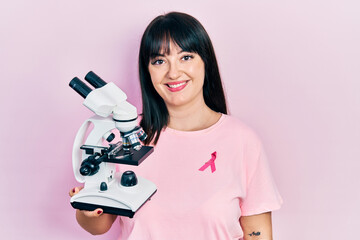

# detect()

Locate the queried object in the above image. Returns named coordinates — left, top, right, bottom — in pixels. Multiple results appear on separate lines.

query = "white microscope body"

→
left=69, top=71, right=156, bottom=218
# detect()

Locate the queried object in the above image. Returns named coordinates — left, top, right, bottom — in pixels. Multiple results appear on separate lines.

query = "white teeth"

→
left=168, top=82, right=186, bottom=88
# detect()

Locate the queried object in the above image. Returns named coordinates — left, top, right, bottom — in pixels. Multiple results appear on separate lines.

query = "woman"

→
left=70, top=12, right=282, bottom=239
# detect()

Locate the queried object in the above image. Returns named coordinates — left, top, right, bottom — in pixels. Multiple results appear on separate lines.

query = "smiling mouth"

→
left=165, top=81, right=189, bottom=92
left=167, top=82, right=186, bottom=88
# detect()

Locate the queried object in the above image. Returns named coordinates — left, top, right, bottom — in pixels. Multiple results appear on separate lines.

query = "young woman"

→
left=69, top=12, right=282, bottom=239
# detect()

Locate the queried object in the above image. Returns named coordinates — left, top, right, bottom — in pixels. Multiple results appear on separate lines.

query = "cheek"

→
left=148, top=68, right=162, bottom=85
left=151, top=77, right=163, bottom=92
left=190, top=62, right=205, bottom=83
left=148, top=71, right=164, bottom=97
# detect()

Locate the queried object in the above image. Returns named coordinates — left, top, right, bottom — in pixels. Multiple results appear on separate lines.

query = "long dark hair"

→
left=139, top=12, right=227, bottom=145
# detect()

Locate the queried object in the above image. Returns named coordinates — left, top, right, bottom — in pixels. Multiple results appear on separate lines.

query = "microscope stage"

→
left=103, top=146, right=154, bottom=166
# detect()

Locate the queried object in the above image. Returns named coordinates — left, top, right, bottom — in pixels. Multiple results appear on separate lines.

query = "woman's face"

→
left=148, top=41, right=205, bottom=109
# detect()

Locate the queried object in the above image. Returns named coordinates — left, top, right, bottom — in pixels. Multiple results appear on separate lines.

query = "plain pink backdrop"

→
left=1, top=0, right=359, bottom=239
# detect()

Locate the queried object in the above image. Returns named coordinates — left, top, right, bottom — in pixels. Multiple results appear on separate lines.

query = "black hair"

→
left=139, top=12, right=227, bottom=145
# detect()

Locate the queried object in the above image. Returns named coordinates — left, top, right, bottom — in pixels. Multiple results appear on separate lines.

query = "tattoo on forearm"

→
left=248, top=231, right=261, bottom=236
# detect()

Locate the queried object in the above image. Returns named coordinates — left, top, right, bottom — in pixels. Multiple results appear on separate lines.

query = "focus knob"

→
left=121, top=171, right=138, bottom=187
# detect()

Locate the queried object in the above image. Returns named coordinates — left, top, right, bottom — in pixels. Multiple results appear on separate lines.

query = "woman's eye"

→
left=182, top=55, right=194, bottom=61
left=151, top=59, right=164, bottom=65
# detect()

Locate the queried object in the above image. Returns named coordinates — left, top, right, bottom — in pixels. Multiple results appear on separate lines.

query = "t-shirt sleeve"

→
left=240, top=135, right=283, bottom=216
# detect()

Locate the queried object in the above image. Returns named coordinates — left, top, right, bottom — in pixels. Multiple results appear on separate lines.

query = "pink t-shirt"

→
left=118, top=114, right=282, bottom=239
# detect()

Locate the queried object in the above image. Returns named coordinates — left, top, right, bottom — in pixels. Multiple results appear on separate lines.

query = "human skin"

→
left=69, top=190, right=274, bottom=238
left=148, top=41, right=221, bottom=131
left=68, top=40, right=274, bottom=238
left=149, top=41, right=274, bottom=239
left=148, top=41, right=205, bottom=110
left=69, top=187, right=117, bottom=235
left=240, top=212, right=273, bottom=240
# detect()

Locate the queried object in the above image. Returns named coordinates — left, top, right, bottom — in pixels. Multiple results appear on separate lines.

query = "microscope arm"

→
left=72, top=115, right=116, bottom=183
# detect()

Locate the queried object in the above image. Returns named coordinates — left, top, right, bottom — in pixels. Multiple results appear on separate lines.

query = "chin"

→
left=167, top=99, right=191, bottom=108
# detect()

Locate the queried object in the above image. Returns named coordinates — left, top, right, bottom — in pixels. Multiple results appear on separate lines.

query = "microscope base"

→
left=70, top=175, right=157, bottom=218
left=71, top=190, right=157, bottom=217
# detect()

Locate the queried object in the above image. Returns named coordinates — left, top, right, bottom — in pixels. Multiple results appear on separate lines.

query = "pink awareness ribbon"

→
left=199, top=151, right=217, bottom=173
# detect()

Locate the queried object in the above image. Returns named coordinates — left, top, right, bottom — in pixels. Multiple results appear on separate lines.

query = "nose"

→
left=167, top=61, right=181, bottom=80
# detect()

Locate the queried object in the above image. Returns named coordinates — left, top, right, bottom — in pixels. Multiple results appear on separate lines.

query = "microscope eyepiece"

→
left=85, top=71, right=107, bottom=88
left=69, top=77, right=92, bottom=98
left=69, top=71, right=108, bottom=98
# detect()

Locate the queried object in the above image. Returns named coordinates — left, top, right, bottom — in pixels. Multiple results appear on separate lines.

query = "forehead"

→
left=149, top=32, right=191, bottom=58
left=157, top=41, right=183, bottom=55
left=150, top=40, right=184, bottom=58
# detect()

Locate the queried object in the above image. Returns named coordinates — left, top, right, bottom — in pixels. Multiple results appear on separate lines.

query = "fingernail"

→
left=72, top=188, right=76, bottom=193
left=97, top=210, right=102, bottom=214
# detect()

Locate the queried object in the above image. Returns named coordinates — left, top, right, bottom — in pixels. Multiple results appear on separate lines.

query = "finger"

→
left=82, top=208, right=103, bottom=218
left=69, top=186, right=84, bottom=197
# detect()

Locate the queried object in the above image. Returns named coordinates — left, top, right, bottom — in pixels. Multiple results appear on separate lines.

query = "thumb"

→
left=83, top=208, right=104, bottom=218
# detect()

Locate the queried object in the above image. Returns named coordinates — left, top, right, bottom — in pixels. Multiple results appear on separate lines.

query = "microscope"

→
left=69, top=71, right=156, bottom=218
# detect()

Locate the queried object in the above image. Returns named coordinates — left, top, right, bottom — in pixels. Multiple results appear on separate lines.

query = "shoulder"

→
left=220, top=114, right=262, bottom=146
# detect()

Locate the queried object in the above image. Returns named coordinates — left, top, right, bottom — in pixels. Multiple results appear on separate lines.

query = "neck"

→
left=166, top=97, right=222, bottom=131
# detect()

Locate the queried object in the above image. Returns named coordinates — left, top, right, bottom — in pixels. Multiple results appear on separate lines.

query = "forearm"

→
left=240, top=212, right=273, bottom=240
left=76, top=210, right=117, bottom=235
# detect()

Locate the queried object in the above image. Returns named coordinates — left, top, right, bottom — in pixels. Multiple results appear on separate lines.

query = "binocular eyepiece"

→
left=69, top=71, right=107, bottom=98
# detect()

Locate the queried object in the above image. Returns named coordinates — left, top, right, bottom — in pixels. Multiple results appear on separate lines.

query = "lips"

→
left=165, top=80, right=189, bottom=92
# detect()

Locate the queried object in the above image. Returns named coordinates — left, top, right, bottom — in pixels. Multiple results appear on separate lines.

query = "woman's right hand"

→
left=69, top=186, right=117, bottom=235
left=69, top=186, right=104, bottom=217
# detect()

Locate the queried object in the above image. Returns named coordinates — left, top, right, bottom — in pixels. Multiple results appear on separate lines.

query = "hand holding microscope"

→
left=69, top=71, right=157, bottom=218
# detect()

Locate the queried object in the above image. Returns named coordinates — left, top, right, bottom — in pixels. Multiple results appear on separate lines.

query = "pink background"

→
left=1, top=0, right=359, bottom=239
